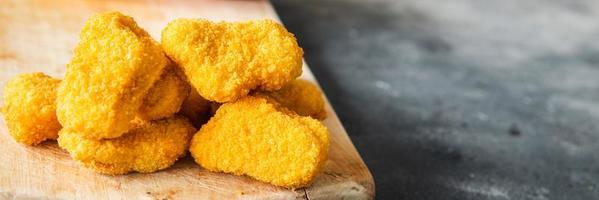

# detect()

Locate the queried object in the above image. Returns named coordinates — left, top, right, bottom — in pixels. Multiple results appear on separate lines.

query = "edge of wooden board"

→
left=264, top=2, right=375, bottom=199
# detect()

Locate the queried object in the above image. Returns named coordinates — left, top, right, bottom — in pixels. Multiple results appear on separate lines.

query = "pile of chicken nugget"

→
left=1, top=12, right=330, bottom=189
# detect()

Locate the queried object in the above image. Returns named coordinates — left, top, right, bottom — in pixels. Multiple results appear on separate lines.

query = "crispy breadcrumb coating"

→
left=57, top=11, right=167, bottom=139
left=255, top=79, right=327, bottom=120
left=1, top=73, right=61, bottom=145
left=58, top=116, right=195, bottom=175
left=179, top=88, right=211, bottom=128
left=161, top=19, right=303, bottom=102
left=137, top=63, right=190, bottom=121
left=190, top=97, right=329, bottom=189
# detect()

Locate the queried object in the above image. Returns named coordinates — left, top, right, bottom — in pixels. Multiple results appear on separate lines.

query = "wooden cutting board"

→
left=0, top=0, right=374, bottom=199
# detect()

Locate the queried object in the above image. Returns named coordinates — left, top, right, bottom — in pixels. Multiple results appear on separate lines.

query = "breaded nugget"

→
left=1, top=73, right=61, bottom=145
left=58, top=116, right=195, bottom=175
left=161, top=19, right=303, bottom=102
left=179, top=88, right=211, bottom=128
left=137, top=63, right=190, bottom=121
left=190, top=97, right=329, bottom=188
left=57, top=12, right=167, bottom=139
left=255, top=79, right=327, bottom=120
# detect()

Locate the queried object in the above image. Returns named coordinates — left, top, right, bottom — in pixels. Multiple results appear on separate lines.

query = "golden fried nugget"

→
left=190, top=97, right=329, bottom=188
left=179, top=88, right=211, bottom=128
left=161, top=19, right=303, bottom=102
left=137, top=64, right=190, bottom=121
left=1, top=73, right=61, bottom=145
left=58, top=116, right=195, bottom=175
left=57, top=12, right=167, bottom=139
left=255, top=79, right=326, bottom=120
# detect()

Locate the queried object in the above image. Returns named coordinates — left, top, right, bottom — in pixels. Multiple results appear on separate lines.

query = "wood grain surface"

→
left=0, top=0, right=374, bottom=199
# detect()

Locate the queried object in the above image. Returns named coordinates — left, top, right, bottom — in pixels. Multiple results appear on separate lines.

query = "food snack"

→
left=137, top=64, right=190, bottom=121
left=58, top=116, right=195, bottom=175
left=57, top=11, right=167, bottom=139
left=190, top=97, right=329, bottom=188
left=2, top=11, right=331, bottom=187
left=207, top=80, right=326, bottom=120
left=1, top=73, right=61, bottom=145
left=179, top=88, right=211, bottom=128
left=255, top=79, right=326, bottom=120
left=161, top=19, right=303, bottom=102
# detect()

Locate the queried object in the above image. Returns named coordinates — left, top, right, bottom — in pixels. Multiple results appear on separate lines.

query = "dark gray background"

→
left=272, top=0, right=599, bottom=199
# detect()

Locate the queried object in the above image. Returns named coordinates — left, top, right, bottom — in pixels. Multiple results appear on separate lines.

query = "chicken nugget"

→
left=189, top=96, right=329, bottom=189
left=179, top=88, right=211, bottom=128
left=255, top=79, right=327, bottom=120
left=57, top=12, right=167, bottom=139
left=1, top=73, right=61, bottom=145
left=137, top=63, right=190, bottom=121
left=58, top=116, right=195, bottom=175
left=161, top=19, right=303, bottom=102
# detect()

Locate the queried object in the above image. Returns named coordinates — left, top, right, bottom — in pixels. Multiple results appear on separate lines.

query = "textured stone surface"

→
left=273, top=0, right=599, bottom=199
